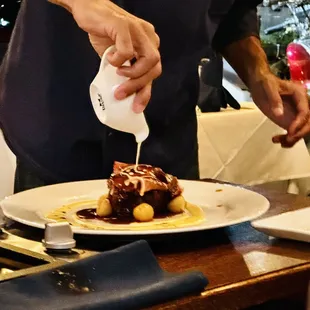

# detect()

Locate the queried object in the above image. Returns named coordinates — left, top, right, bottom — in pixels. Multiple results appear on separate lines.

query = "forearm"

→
left=222, top=36, right=271, bottom=90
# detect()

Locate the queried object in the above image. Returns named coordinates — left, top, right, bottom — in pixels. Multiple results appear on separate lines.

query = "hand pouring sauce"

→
left=90, top=45, right=149, bottom=165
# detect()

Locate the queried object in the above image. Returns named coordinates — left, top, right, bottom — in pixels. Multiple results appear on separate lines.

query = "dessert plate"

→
left=0, top=180, right=269, bottom=236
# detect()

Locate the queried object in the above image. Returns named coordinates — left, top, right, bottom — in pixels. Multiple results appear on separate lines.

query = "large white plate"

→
left=0, top=180, right=270, bottom=235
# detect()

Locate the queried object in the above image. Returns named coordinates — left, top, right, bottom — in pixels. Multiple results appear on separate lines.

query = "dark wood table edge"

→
left=150, top=263, right=310, bottom=309
left=149, top=179, right=310, bottom=309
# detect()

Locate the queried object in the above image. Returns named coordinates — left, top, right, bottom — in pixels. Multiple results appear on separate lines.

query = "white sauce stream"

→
left=135, top=142, right=142, bottom=167
left=121, top=142, right=146, bottom=195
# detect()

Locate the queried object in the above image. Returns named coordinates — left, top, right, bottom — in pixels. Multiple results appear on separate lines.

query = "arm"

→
left=221, top=36, right=270, bottom=92
left=223, top=35, right=310, bottom=147
left=213, top=1, right=310, bottom=147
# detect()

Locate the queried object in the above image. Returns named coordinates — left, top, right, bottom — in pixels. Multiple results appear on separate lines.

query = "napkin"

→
left=0, top=240, right=208, bottom=310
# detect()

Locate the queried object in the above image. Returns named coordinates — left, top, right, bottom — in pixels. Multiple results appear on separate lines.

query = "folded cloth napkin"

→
left=0, top=240, right=208, bottom=310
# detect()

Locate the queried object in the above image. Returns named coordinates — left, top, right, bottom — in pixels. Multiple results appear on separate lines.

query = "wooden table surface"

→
left=147, top=185, right=310, bottom=309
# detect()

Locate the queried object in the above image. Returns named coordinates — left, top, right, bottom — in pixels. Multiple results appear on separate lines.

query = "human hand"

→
left=249, top=74, right=310, bottom=147
left=70, top=0, right=161, bottom=113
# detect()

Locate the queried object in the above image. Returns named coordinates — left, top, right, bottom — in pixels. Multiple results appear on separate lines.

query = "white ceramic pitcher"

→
left=90, top=45, right=149, bottom=143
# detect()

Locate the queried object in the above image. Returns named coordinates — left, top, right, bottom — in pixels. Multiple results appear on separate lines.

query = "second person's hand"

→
left=250, top=73, right=310, bottom=147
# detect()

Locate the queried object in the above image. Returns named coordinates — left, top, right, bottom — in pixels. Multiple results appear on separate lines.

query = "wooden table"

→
left=148, top=185, right=310, bottom=309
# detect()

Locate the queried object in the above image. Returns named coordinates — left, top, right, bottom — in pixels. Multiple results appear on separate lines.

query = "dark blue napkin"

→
left=0, top=240, right=208, bottom=310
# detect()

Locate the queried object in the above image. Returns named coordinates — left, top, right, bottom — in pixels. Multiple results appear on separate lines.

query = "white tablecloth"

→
left=197, top=102, right=310, bottom=186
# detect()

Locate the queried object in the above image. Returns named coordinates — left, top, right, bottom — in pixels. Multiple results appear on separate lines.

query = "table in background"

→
left=197, top=102, right=310, bottom=194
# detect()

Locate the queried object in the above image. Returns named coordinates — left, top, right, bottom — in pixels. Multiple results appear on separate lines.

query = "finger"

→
left=117, top=26, right=161, bottom=78
left=117, top=54, right=161, bottom=79
left=88, top=35, right=113, bottom=57
left=132, top=83, right=152, bottom=113
left=117, top=45, right=160, bottom=78
left=287, top=84, right=309, bottom=136
left=255, top=78, right=284, bottom=116
left=272, top=134, right=295, bottom=148
left=281, top=136, right=298, bottom=148
left=272, top=135, right=282, bottom=144
left=282, top=138, right=298, bottom=148
left=140, top=21, right=160, bottom=48
left=265, top=80, right=284, bottom=117
left=273, top=132, right=304, bottom=148
left=114, top=63, right=161, bottom=99
left=287, top=116, right=310, bottom=143
left=107, top=22, right=135, bottom=67
left=271, top=94, right=284, bottom=116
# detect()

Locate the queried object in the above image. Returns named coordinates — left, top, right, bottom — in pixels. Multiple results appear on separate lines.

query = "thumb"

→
left=268, top=81, right=284, bottom=117
left=271, top=97, right=284, bottom=117
left=252, top=76, right=284, bottom=117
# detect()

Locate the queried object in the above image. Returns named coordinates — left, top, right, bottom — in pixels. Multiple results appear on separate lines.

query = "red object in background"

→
left=287, top=42, right=310, bottom=84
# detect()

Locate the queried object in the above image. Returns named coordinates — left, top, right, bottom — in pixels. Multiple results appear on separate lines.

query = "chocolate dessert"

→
left=96, top=162, right=186, bottom=222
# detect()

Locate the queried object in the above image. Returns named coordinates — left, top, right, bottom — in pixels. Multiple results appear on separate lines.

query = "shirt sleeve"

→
left=213, top=0, right=262, bottom=51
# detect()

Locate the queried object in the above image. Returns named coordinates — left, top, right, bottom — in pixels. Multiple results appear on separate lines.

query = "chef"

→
left=0, top=0, right=309, bottom=192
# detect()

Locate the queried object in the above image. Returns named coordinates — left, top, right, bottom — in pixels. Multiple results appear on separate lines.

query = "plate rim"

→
left=1, top=180, right=270, bottom=235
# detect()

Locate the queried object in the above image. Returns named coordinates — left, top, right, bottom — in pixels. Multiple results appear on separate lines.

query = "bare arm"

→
left=222, top=36, right=270, bottom=91
left=222, top=36, right=310, bottom=148
left=211, top=0, right=310, bottom=147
